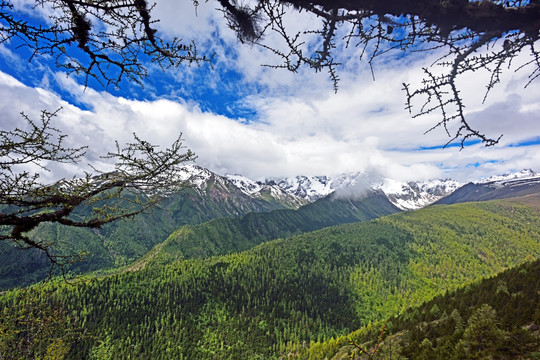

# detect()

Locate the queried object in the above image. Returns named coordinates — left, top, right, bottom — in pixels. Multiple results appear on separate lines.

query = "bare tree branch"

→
left=0, top=109, right=196, bottom=269
left=0, top=0, right=211, bottom=88
left=217, top=0, right=540, bottom=147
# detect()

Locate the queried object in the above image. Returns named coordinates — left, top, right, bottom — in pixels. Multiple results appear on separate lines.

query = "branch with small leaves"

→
left=0, top=109, right=196, bottom=271
left=0, top=287, right=85, bottom=360
left=217, top=0, right=540, bottom=147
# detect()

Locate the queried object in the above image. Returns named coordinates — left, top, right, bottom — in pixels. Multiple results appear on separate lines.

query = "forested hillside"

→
left=0, top=185, right=286, bottom=291
left=145, top=191, right=399, bottom=264
left=1, top=197, right=538, bottom=359
left=294, top=258, right=540, bottom=359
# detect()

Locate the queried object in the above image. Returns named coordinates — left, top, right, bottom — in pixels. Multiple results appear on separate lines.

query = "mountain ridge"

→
left=142, top=190, right=400, bottom=266
left=5, top=196, right=539, bottom=360
left=435, top=170, right=540, bottom=206
left=0, top=168, right=292, bottom=291
left=223, top=171, right=461, bottom=210
left=3, top=166, right=539, bottom=291
left=223, top=167, right=539, bottom=210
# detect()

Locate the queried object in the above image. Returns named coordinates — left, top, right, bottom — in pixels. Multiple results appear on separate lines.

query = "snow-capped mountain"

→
left=475, top=169, right=538, bottom=184
left=269, top=169, right=539, bottom=210
left=224, top=173, right=308, bottom=208
left=270, top=175, right=335, bottom=202
left=181, top=165, right=539, bottom=212
left=185, top=168, right=340, bottom=207
left=224, top=173, right=264, bottom=195
left=266, top=172, right=382, bottom=202
left=266, top=173, right=461, bottom=210
left=436, top=169, right=540, bottom=206
left=174, top=165, right=306, bottom=209
left=374, top=178, right=462, bottom=210
left=177, top=164, right=225, bottom=189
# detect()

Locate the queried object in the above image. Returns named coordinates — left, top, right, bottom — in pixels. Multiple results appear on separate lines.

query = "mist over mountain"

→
left=231, top=167, right=538, bottom=210
left=226, top=170, right=461, bottom=210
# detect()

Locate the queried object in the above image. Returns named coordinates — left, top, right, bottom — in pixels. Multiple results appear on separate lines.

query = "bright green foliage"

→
left=1, top=198, right=540, bottom=359
left=88, top=336, right=115, bottom=360
left=152, top=193, right=399, bottom=264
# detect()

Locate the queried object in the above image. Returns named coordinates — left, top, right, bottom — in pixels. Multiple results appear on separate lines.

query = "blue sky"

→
left=1, top=0, right=540, bottom=183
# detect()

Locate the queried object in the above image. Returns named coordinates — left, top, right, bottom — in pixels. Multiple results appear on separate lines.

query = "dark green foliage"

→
left=1, top=198, right=539, bottom=359
left=153, top=192, right=400, bottom=263
left=0, top=187, right=286, bottom=290
left=300, top=259, right=540, bottom=360
left=462, top=304, right=504, bottom=359
left=0, top=287, right=82, bottom=360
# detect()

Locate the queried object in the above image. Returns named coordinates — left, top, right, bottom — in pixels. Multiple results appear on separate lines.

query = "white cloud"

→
left=1, top=2, right=539, bottom=185
left=1, top=58, right=539, bottom=185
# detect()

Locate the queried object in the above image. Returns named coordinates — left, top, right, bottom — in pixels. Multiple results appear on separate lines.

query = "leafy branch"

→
left=0, top=109, right=196, bottom=270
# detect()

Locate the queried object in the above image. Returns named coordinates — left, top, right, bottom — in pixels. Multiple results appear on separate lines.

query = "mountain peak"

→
left=476, top=169, right=538, bottom=184
left=374, top=178, right=462, bottom=210
left=224, top=173, right=263, bottom=195
left=187, top=166, right=539, bottom=212
left=269, top=175, right=333, bottom=202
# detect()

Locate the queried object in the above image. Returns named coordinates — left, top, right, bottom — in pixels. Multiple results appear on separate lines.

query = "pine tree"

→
left=462, top=304, right=505, bottom=359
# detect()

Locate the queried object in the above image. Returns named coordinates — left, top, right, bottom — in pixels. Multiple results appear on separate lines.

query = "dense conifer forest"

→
left=0, top=191, right=397, bottom=291
left=147, top=192, right=399, bottom=264
left=295, top=258, right=540, bottom=359
left=0, top=187, right=287, bottom=290
left=1, top=197, right=539, bottom=359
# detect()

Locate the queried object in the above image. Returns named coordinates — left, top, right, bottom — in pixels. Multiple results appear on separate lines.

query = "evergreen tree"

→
left=450, top=309, right=464, bottom=335
left=462, top=304, right=505, bottom=359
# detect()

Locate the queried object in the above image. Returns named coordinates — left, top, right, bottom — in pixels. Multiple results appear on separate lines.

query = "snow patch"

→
left=176, top=166, right=537, bottom=212
left=476, top=169, right=538, bottom=184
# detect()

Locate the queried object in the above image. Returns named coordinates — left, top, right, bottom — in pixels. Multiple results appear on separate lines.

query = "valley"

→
left=1, top=168, right=539, bottom=359
left=2, top=1, right=540, bottom=358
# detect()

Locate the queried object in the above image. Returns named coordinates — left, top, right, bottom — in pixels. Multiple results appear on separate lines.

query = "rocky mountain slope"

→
left=436, top=169, right=540, bottom=205
left=232, top=169, right=538, bottom=211
left=226, top=172, right=462, bottom=211
left=374, top=178, right=462, bottom=210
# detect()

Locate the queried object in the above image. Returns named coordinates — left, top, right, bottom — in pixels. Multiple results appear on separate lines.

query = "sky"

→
left=1, top=0, right=540, bottom=184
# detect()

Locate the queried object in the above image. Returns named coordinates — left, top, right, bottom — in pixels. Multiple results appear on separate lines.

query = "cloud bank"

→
left=0, top=1, right=539, bottom=184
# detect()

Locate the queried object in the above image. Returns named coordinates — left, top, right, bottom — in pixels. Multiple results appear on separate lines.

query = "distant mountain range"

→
left=2, top=165, right=539, bottom=291
left=220, top=166, right=539, bottom=210
left=436, top=169, right=540, bottom=205
left=475, top=168, right=538, bottom=183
